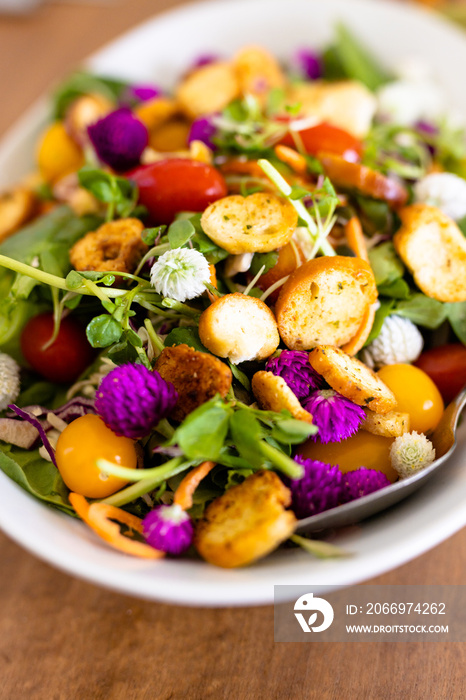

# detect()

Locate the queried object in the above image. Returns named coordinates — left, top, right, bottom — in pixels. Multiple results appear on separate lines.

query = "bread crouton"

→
left=154, top=344, right=232, bottom=422
left=251, top=371, right=314, bottom=423
left=308, top=345, right=397, bottom=414
left=193, top=470, right=296, bottom=568
left=198, top=292, right=280, bottom=364
left=0, top=186, right=37, bottom=243
left=286, top=80, right=376, bottom=138
left=233, top=46, right=285, bottom=103
left=362, top=409, right=410, bottom=437
left=69, top=218, right=148, bottom=274
left=200, top=192, right=298, bottom=254
left=275, top=255, right=378, bottom=350
left=176, top=61, right=240, bottom=119
left=393, top=203, right=466, bottom=302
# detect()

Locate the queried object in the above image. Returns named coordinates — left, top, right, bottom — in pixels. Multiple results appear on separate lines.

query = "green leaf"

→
left=168, top=219, right=195, bottom=249
left=142, top=226, right=166, bottom=245
left=331, top=23, right=391, bottom=91
left=173, top=398, right=232, bottom=461
left=52, top=70, right=128, bottom=119
left=364, top=299, right=394, bottom=346
left=368, top=242, right=404, bottom=287
left=290, top=534, right=350, bottom=559
left=377, top=278, right=410, bottom=300
left=229, top=410, right=264, bottom=469
left=228, top=361, right=251, bottom=391
left=16, top=381, right=60, bottom=408
left=270, top=417, right=317, bottom=445
left=250, top=251, right=279, bottom=276
left=394, top=294, right=447, bottom=329
left=107, top=338, right=139, bottom=364
left=65, top=270, right=85, bottom=290
left=191, top=229, right=229, bottom=264
left=445, top=301, right=466, bottom=345
left=164, top=326, right=209, bottom=352
left=86, top=314, right=123, bottom=347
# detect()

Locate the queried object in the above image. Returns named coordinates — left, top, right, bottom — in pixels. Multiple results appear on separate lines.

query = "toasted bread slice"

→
left=154, top=344, right=232, bottom=422
left=193, top=470, right=296, bottom=568
left=393, top=203, right=466, bottom=302
left=362, top=409, right=410, bottom=437
left=234, top=46, right=285, bottom=103
left=308, top=345, right=397, bottom=414
left=0, top=186, right=37, bottom=242
left=176, top=61, right=240, bottom=119
left=198, top=292, right=280, bottom=364
left=275, top=256, right=377, bottom=350
left=251, top=371, right=314, bottom=423
left=200, top=192, right=298, bottom=254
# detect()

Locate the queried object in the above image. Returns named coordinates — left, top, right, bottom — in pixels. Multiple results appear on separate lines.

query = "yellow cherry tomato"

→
left=37, top=121, right=84, bottom=183
left=377, top=363, right=444, bottom=434
left=55, top=414, right=137, bottom=498
left=296, top=431, right=398, bottom=483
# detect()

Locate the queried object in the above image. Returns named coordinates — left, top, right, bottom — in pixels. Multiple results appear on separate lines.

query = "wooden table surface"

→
left=0, top=1, right=465, bottom=698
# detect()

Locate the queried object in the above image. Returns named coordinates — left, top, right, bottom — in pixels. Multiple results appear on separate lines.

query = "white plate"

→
left=1, top=0, right=466, bottom=607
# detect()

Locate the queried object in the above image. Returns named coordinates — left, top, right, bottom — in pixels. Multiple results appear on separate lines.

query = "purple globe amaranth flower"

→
left=187, top=116, right=217, bottom=150
left=142, top=504, right=193, bottom=555
left=266, top=350, right=325, bottom=400
left=126, top=83, right=163, bottom=104
left=302, top=389, right=365, bottom=444
left=95, top=363, right=177, bottom=439
left=292, top=48, right=322, bottom=80
left=340, top=468, right=391, bottom=504
left=88, top=107, right=148, bottom=171
left=190, top=53, right=220, bottom=69
left=288, top=455, right=342, bottom=519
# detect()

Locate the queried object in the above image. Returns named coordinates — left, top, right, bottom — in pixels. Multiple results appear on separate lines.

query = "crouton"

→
left=251, top=371, right=314, bottom=423
left=286, top=80, right=376, bottom=138
left=308, top=345, right=397, bottom=414
left=176, top=61, right=240, bottom=119
left=233, top=46, right=285, bottom=103
left=362, top=409, right=410, bottom=437
left=198, top=292, right=280, bottom=364
left=0, top=186, right=37, bottom=243
left=154, top=344, right=232, bottom=422
left=193, top=470, right=296, bottom=568
left=341, top=302, right=377, bottom=357
left=320, top=153, right=408, bottom=208
left=200, top=192, right=298, bottom=254
left=393, top=203, right=466, bottom=302
left=134, top=97, right=180, bottom=132
left=275, top=256, right=378, bottom=350
left=69, top=218, right=148, bottom=274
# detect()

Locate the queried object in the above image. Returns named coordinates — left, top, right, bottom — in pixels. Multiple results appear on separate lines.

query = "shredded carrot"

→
left=345, top=216, right=370, bottom=263
left=173, top=461, right=216, bottom=511
left=341, top=303, right=377, bottom=357
left=206, top=264, right=218, bottom=304
left=219, top=159, right=264, bottom=178
left=274, top=145, right=308, bottom=175
left=69, top=492, right=164, bottom=559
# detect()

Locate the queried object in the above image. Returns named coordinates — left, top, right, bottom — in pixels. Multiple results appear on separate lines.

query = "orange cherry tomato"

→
left=414, top=344, right=466, bottom=404
left=296, top=430, right=398, bottom=483
left=377, top=364, right=444, bottom=434
left=280, top=122, right=363, bottom=162
left=55, top=414, right=137, bottom=498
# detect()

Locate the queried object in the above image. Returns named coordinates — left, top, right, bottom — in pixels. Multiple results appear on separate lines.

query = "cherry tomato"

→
left=55, top=414, right=137, bottom=498
left=377, top=364, right=444, bottom=434
left=414, top=344, right=466, bottom=404
left=280, top=122, right=363, bottom=162
left=128, top=158, right=228, bottom=224
left=20, top=312, right=95, bottom=384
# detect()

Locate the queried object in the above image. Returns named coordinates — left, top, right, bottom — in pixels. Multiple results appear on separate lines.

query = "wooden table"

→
left=0, top=2, right=464, bottom=698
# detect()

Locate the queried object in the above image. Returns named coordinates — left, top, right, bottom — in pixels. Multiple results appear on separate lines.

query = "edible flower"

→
left=124, top=83, right=163, bottom=104
left=291, top=48, right=322, bottom=80
left=301, top=389, right=365, bottom=443
left=187, top=116, right=217, bottom=149
left=142, top=504, right=193, bottom=555
left=414, top=172, right=466, bottom=221
left=88, top=107, right=148, bottom=171
left=0, top=353, right=20, bottom=412
left=288, top=455, right=342, bottom=519
left=265, top=350, right=325, bottom=400
left=390, top=431, right=436, bottom=478
left=361, top=315, right=424, bottom=370
left=340, top=467, right=391, bottom=503
left=150, top=247, right=211, bottom=302
left=95, top=363, right=178, bottom=439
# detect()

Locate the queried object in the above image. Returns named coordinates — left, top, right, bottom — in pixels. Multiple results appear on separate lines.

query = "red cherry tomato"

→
left=128, top=158, right=228, bottom=224
left=281, top=122, right=363, bottom=162
left=20, top=312, right=95, bottom=384
left=414, top=344, right=466, bottom=404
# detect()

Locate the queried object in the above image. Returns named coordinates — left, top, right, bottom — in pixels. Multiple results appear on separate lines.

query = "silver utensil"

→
left=296, top=386, right=466, bottom=534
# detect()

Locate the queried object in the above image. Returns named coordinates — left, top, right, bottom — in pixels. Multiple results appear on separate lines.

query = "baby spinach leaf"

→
left=394, top=294, right=447, bottom=329
left=368, top=242, right=404, bottom=287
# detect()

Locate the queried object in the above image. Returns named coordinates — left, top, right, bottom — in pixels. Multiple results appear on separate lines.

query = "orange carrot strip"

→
left=341, top=303, right=377, bottom=357
left=274, top=145, right=308, bottom=175
left=173, top=461, right=216, bottom=511
left=345, top=216, right=370, bottom=263
left=218, top=159, right=264, bottom=178
left=206, top=264, right=218, bottom=304
left=69, top=492, right=164, bottom=559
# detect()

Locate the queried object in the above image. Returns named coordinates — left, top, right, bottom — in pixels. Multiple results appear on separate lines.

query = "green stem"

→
left=97, top=456, right=185, bottom=482
left=82, top=278, right=114, bottom=307
left=134, top=243, right=171, bottom=276
left=259, top=440, right=303, bottom=479
left=144, top=318, right=165, bottom=353
left=101, top=459, right=193, bottom=507
left=161, top=298, right=201, bottom=317
left=155, top=418, right=175, bottom=439
left=290, top=534, right=349, bottom=559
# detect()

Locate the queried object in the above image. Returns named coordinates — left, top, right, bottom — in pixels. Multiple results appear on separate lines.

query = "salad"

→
left=0, top=24, right=465, bottom=569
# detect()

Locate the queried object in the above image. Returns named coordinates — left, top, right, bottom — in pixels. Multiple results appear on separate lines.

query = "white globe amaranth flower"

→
left=361, top=315, right=424, bottom=370
left=150, top=247, right=210, bottom=302
left=0, top=352, right=21, bottom=411
left=413, top=172, right=466, bottom=221
left=376, top=79, right=444, bottom=126
left=390, top=431, right=436, bottom=479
